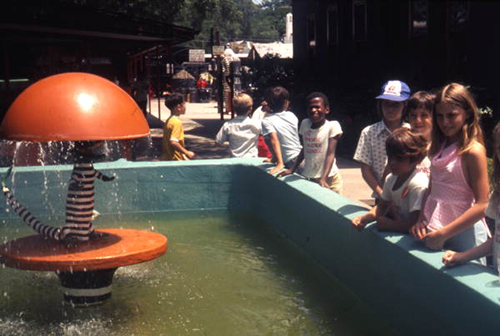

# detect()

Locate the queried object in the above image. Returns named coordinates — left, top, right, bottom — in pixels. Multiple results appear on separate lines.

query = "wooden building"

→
left=0, top=0, right=196, bottom=119
left=292, top=0, right=499, bottom=156
left=292, top=0, right=500, bottom=111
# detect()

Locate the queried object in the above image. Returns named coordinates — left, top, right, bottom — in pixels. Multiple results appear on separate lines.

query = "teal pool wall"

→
left=1, top=159, right=499, bottom=336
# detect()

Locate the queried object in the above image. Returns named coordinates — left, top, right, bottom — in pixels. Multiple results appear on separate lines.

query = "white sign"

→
left=212, top=46, right=225, bottom=56
left=189, top=49, right=205, bottom=62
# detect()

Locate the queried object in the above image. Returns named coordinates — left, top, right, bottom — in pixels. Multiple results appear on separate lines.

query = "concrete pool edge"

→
left=1, top=159, right=499, bottom=335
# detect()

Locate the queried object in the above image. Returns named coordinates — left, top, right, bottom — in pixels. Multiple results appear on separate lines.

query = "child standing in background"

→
left=161, top=93, right=195, bottom=161
left=279, top=92, right=343, bottom=193
left=443, top=122, right=500, bottom=269
left=354, top=80, right=411, bottom=200
left=261, top=86, right=302, bottom=175
left=215, top=93, right=261, bottom=158
left=351, top=128, right=429, bottom=232
left=410, top=83, right=490, bottom=252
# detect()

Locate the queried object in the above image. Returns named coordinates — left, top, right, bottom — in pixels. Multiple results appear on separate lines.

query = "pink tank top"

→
left=424, top=143, right=476, bottom=231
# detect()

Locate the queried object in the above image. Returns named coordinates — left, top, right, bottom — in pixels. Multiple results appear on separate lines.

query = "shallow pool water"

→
left=0, top=210, right=399, bottom=335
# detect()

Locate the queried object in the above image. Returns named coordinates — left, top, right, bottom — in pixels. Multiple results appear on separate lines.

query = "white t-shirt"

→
left=251, top=106, right=267, bottom=121
left=261, top=111, right=302, bottom=163
left=215, top=115, right=261, bottom=158
left=381, top=169, right=429, bottom=220
left=486, top=192, right=500, bottom=273
left=299, top=119, right=343, bottom=178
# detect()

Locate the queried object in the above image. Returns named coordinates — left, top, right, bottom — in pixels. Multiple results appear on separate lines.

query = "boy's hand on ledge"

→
left=185, top=151, right=196, bottom=160
left=277, top=169, right=292, bottom=178
left=318, top=178, right=329, bottom=188
left=262, top=157, right=273, bottom=163
left=351, top=215, right=371, bottom=231
left=269, top=164, right=284, bottom=176
left=442, top=250, right=465, bottom=267
left=410, top=222, right=428, bottom=241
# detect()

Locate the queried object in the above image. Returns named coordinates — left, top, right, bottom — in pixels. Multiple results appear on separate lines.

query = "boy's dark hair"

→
left=386, top=128, right=428, bottom=164
left=165, top=93, right=185, bottom=111
left=265, top=86, right=289, bottom=113
left=407, top=91, right=435, bottom=112
left=306, top=92, right=330, bottom=108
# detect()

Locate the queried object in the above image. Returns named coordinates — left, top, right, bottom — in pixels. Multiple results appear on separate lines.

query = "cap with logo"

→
left=376, top=80, right=410, bottom=101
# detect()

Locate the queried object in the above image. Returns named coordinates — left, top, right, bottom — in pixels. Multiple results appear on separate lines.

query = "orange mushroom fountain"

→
left=0, top=73, right=168, bottom=306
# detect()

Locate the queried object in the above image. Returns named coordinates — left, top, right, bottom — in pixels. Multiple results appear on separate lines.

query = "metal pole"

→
left=3, top=42, right=10, bottom=91
left=157, top=46, right=161, bottom=120
left=147, top=51, right=151, bottom=117
left=215, top=28, right=224, bottom=120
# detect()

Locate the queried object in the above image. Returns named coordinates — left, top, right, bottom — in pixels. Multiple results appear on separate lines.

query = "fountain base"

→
left=0, top=229, right=167, bottom=306
left=58, top=268, right=117, bottom=306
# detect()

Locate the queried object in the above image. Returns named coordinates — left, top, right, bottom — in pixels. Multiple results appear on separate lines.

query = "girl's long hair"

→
left=429, top=83, right=484, bottom=157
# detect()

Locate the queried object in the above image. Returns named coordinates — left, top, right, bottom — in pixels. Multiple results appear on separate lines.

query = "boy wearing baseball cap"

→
left=353, top=80, right=411, bottom=201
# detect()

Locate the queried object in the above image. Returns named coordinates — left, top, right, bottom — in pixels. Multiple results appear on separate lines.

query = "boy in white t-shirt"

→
left=352, top=128, right=429, bottom=232
left=215, top=93, right=261, bottom=158
left=279, top=92, right=343, bottom=193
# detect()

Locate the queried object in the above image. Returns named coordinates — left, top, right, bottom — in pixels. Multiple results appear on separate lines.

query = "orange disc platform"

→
left=0, top=229, right=167, bottom=272
left=0, top=229, right=168, bottom=306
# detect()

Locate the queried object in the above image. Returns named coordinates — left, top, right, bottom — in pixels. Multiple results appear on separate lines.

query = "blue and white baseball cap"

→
left=376, top=80, right=410, bottom=101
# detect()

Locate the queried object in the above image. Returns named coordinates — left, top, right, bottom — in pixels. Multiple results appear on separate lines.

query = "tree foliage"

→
left=175, top=0, right=292, bottom=49
left=253, top=0, right=292, bottom=40
left=57, top=0, right=292, bottom=48
left=58, top=0, right=185, bottom=22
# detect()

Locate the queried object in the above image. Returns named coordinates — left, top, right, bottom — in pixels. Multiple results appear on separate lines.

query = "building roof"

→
left=250, top=42, right=293, bottom=59
left=0, top=1, right=197, bottom=53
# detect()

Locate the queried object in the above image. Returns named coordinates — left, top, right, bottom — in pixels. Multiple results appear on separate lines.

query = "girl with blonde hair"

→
left=410, top=83, right=490, bottom=254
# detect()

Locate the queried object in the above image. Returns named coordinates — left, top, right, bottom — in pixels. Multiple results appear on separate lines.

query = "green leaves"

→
left=59, top=0, right=292, bottom=48
left=175, top=0, right=291, bottom=49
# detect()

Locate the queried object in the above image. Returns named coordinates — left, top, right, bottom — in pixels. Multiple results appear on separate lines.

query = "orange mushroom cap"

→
left=0, top=72, right=150, bottom=141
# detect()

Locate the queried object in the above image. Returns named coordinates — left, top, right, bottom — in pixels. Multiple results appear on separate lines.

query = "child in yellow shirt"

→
left=161, top=93, right=196, bottom=161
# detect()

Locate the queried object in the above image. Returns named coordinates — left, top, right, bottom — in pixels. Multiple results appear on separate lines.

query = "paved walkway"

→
left=147, top=99, right=372, bottom=207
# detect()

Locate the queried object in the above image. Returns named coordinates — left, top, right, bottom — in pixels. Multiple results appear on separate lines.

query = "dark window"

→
left=307, top=14, right=317, bottom=48
left=353, top=0, right=367, bottom=41
left=410, top=0, right=428, bottom=37
left=448, top=1, right=469, bottom=32
left=307, top=14, right=316, bottom=64
left=327, top=4, right=339, bottom=46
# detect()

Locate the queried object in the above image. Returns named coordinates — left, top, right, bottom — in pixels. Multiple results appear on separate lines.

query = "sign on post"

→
left=212, top=46, right=224, bottom=57
left=189, top=49, right=205, bottom=63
